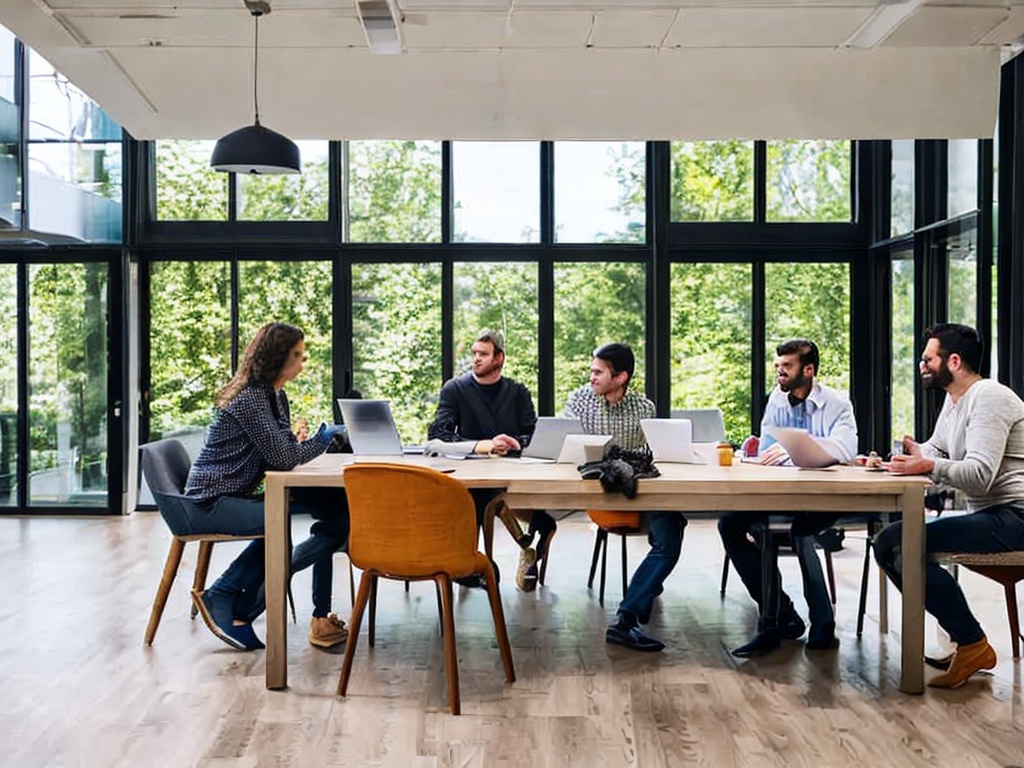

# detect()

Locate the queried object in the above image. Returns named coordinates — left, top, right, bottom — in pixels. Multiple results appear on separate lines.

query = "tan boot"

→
left=927, top=637, right=996, bottom=688
left=309, top=613, right=349, bottom=648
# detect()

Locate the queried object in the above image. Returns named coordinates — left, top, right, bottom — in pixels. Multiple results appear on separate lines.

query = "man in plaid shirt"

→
left=565, top=342, right=686, bottom=652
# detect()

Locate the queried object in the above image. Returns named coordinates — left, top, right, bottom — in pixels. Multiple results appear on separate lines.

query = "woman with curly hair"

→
left=184, top=322, right=349, bottom=651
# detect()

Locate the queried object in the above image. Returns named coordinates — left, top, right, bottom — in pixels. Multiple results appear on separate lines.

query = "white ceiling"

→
left=1, top=0, right=1022, bottom=141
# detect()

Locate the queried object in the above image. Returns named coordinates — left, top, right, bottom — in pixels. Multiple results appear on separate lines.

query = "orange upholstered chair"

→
left=337, top=463, right=515, bottom=715
left=587, top=510, right=644, bottom=606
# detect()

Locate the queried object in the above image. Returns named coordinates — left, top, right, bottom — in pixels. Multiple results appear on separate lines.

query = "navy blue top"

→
left=185, top=380, right=329, bottom=502
left=427, top=373, right=536, bottom=450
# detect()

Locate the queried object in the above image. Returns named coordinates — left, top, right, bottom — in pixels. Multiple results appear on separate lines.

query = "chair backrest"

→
left=140, top=438, right=194, bottom=535
left=670, top=408, right=726, bottom=443
left=140, top=438, right=192, bottom=495
left=342, top=463, right=481, bottom=577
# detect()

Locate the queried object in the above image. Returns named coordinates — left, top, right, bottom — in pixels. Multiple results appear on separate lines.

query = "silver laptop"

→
left=670, top=408, right=726, bottom=443
left=764, top=426, right=839, bottom=468
left=641, top=418, right=706, bottom=464
left=520, top=417, right=586, bottom=461
left=337, top=399, right=420, bottom=455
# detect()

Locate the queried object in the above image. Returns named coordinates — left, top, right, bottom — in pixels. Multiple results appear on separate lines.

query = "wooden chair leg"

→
left=435, top=580, right=444, bottom=636
left=436, top=574, right=461, bottom=715
left=538, top=528, right=555, bottom=585
left=619, top=533, right=629, bottom=598
left=857, top=531, right=873, bottom=637
left=1005, top=581, right=1021, bottom=660
left=484, top=563, right=515, bottom=684
left=145, top=537, right=186, bottom=646
left=368, top=574, right=379, bottom=648
left=348, top=558, right=356, bottom=607
left=338, top=569, right=374, bottom=697
left=720, top=551, right=730, bottom=598
left=825, top=549, right=837, bottom=606
left=587, top=529, right=605, bottom=589
left=190, top=540, right=215, bottom=619
left=598, top=530, right=608, bottom=607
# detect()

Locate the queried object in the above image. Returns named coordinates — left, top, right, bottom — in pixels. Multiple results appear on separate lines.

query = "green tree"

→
left=767, top=140, right=851, bottom=222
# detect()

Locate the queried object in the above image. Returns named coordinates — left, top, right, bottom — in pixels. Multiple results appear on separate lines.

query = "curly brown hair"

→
left=216, top=322, right=304, bottom=408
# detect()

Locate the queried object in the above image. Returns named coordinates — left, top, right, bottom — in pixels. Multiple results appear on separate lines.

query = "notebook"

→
left=520, top=417, right=587, bottom=461
left=763, top=426, right=839, bottom=468
left=640, top=418, right=706, bottom=464
left=336, top=399, right=421, bottom=455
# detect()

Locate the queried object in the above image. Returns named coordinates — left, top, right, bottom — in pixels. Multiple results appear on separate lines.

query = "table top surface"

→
left=266, top=453, right=931, bottom=498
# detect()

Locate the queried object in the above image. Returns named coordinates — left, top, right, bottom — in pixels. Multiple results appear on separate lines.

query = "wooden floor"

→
left=2, top=512, right=1023, bottom=768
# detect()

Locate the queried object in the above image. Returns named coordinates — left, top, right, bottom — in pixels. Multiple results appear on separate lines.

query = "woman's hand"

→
left=295, top=417, right=310, bottom=442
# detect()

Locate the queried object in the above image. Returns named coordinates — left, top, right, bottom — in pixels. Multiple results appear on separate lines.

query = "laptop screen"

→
left=337, top=399, right=404, bottom=455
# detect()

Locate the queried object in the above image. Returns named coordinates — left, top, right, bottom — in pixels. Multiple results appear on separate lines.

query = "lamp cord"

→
left=253, top=11, right=261, bottom=126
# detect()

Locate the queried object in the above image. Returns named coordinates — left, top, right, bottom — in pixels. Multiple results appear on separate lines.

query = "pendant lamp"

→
left=211, top=0, right=300, bottom=174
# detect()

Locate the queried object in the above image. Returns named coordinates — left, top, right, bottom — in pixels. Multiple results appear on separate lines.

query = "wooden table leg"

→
left=265, top=478, right=290, bottom=690
left=899, top=486, right=925, bottom=694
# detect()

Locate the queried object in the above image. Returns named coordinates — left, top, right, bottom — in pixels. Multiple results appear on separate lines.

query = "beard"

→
left=922, top=359, right=953, bottom=390
left=474, top=359, right=503, bottom=380
left=779, top=368, right=808, bottom=393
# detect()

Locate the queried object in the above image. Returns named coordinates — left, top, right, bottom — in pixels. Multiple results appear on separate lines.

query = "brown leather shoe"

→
left=927, top=637, right=996, bottom=688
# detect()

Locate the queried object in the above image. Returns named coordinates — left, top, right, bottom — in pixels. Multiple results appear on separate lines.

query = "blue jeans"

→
left=873, top=504, right=1024, bottom=645
left=718, top=511, right=838, bottom=629
left=183, top=487, right=349, bottom=622
left=617, top=512, right=686, bottom=624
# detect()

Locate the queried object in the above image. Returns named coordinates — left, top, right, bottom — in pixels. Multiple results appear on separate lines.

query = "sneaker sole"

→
left=309, top=633, right=348, bottom=648
left=190, top=589, right=245, bottom=651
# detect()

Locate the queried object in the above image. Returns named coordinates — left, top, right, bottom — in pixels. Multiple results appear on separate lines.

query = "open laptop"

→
left=764, top=426, right=839, bottom=468
left=336, top=399, right=422, bottom=455
left=669, top=408, right=726, bottom=443
left=640, top=418, right=706, bottom=464
left=520, top=417, right=587, bottom=461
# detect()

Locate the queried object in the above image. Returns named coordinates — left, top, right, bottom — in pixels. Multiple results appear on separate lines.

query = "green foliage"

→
left=352, top=263, right=442, bottom=442
left=349, top=141, right=441, bottom=243
left=149, top=261, right=231, bottom=437
left=670, top=263, right=753, bottom=441
left=28, top=263, right=108, bottom=485
left=155, top=140, right=228, bottom=220
left=0, top=265, right=16, bottom=412
left=767, top=140, right=851, bottom=222
left=670, top=141, right=754, bottom=221
left=238, top=158, right=329, bottom=221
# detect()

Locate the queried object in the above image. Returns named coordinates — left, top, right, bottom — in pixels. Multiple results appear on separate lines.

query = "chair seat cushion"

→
left=932, top=551, right=1024, bottom=566
left=587, top=510, right=643, bottom=532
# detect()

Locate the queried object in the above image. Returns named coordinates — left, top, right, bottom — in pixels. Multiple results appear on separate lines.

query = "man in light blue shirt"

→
left=719, top=339, right=859, bottom=657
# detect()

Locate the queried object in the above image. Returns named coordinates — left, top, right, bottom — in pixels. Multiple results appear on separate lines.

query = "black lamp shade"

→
left=210, top=123, right=301, bottom=174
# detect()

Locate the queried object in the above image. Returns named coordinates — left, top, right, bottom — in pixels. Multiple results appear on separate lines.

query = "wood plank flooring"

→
left=1, top=512, right=1022, bottom=768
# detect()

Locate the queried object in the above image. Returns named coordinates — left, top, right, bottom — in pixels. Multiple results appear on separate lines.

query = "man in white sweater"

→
left=874, top=323, right=1024, bottom=688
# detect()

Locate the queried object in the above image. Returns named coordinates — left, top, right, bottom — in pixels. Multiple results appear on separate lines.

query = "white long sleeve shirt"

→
left=759, top=381, right=859, bottom=464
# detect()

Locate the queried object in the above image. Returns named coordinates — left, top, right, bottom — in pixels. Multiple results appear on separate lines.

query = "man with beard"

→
left=873, top=323, right=1024, bottom=688
left=719, top=338, right=859, bottom=657
left=427, top=329, right=556, bottom=591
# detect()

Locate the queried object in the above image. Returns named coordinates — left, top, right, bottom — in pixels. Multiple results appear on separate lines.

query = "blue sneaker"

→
left=605, top=621, right=665, bottom=652
left=191, top=589, right=265, bottom=651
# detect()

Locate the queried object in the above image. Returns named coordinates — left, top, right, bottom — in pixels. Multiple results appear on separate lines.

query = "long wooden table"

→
left=264, top=454, right=930, bottom=693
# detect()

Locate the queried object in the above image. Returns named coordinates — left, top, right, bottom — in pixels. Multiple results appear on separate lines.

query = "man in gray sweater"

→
left=874, top=323, right=1024, bottom=688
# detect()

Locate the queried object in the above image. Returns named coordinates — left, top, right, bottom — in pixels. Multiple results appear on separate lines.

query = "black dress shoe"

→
left=606, top=622, right=665, bottom=652
left=805, top=622, right=840, bottom=650
left=732, top=614, right=806, bottom=658
left=731, top=628, right=782, bottom=657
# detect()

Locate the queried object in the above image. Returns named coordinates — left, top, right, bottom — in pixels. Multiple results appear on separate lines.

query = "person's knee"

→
left=718, top=511, right=748, bottom=541
left=872, top=524, right=900, bottom=569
